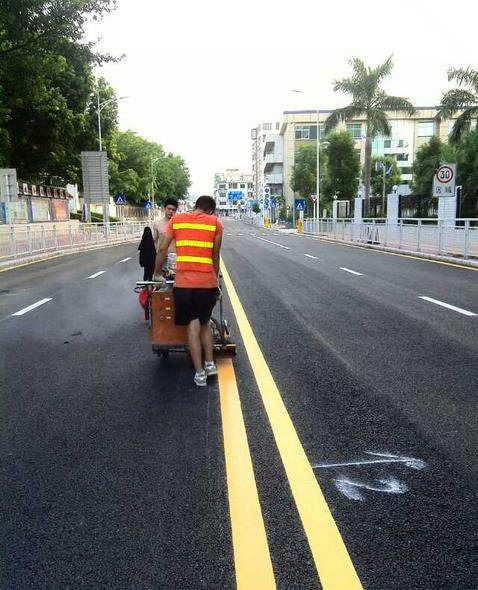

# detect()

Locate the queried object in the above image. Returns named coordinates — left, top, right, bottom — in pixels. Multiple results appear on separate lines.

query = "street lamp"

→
left=96, top=89, right=129, bottom=151
left=292, top=89, right=321, bottom=221
left=150, top=156, right=161, bottom=220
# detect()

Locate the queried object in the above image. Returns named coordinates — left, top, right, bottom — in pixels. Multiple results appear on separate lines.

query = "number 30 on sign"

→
left=433, top=163, right=456, bottom=197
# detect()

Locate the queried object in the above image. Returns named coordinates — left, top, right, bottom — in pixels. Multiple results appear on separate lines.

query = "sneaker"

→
left=204, top=362, right=218, bottom=378
left=194, top=370, right=207, bottom=387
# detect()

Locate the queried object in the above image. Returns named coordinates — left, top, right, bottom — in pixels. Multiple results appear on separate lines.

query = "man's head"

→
left=195, top=195, right=216, bottom=215
left=164, top=197, right=179, bottom=219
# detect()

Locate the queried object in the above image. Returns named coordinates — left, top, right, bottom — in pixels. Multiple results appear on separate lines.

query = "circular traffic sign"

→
left=436, top=165, right=454, bottom=184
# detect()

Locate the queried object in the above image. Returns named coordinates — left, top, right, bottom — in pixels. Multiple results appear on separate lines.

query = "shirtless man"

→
left=152, top=198, right=178, bottom=253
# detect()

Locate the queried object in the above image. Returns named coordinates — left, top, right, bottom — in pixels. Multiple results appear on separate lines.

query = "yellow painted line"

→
left=299, top=234, right=478, bottom=272
left=217, top=357, right=276, bottom=590
left=221, top=259, right=363, bottom=590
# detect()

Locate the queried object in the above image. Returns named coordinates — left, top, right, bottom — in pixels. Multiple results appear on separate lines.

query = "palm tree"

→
left=438, top=67, right=478, bottom=144
left=324, top=56, right=415, bottom=200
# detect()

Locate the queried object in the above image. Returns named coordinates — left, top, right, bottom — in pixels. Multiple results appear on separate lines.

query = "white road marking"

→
left=335, top=476, right=408, bottom=501
left=12, top=298, right=52, bottom=316
left=418, top=296, right=477, bottom=317
left=304, top=254, right=319, bottom=260
left=118, top=257, right=131, bottom=263
left=313, top=452, right=426, bottom=470
left=86, top=271, right=106, bottom=279
left=226, top=233, right=233, bottom=236
left=339, top=267, right=363, bottom=276
left=254, top=236, right=290, bottom=250
left=237, top=233, right=244, bottom=236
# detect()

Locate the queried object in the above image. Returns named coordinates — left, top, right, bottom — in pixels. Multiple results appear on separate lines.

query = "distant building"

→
left=213, top=169, right=253, bottom=213
left=280, top=107, right=457, bottom=207
left=251, top=122, right=284, bottom=200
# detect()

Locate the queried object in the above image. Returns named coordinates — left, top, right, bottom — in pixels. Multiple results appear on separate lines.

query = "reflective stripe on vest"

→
left=176, top=255, right=213, bottom=265
left=172, top=222, right=216, bottom=231
left=176, top=240, right=214, bottom=248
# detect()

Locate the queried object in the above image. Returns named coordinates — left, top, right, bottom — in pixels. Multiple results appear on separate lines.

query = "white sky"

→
left=88, top=0, right=477, bottom=195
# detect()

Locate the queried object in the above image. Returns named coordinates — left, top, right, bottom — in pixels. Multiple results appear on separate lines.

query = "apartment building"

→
left=281, top=108, right=456, bottom=206
left=213, top=169, right=253, bottom=213
left=251, top=121, right=284, bottom=200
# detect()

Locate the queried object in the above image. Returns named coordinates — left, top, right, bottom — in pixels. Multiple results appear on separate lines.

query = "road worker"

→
left=154, top=195, right=223, bottom=386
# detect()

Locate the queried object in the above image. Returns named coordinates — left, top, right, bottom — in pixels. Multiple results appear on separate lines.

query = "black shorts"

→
left=173, top=287, right=217, bottom=326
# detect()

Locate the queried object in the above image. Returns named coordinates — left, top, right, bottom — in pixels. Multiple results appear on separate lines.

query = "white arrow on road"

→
left=334, top=476, right=408, bottom=501
left=312, top=452, right=426, bottom=470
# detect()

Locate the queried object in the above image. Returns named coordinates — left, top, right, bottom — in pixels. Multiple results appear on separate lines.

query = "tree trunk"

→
left=363, top=132, right=372, bottom=201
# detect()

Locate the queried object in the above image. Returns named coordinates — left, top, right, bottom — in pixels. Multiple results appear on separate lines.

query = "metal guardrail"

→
left=0, top=221, right=148, bottom=265
left=302, top=218, right=478, bottom=259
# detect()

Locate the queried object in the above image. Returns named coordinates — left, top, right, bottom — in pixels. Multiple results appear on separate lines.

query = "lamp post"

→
left=150, top=156, right=161, bottom=221
left=96, top=90, right=128, bottom=223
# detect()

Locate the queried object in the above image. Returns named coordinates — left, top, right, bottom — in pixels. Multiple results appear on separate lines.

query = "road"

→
left=1, top=218, right=477, bottom=589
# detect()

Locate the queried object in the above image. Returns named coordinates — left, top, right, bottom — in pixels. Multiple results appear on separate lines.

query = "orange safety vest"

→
left=173, top=212, right=218, bottom=272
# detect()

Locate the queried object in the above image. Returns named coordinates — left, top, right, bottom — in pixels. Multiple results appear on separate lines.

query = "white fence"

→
left=302, top=218, right=478, bottom=260
left=0, top=221, right=147, bottom=267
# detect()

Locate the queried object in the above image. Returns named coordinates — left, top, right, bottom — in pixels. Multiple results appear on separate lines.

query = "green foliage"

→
left=108, top=131, right=190, bottom=204
left=438, top=67, right=478, bottom=144
left=322, top=132, right=360, bottom=203
left=291, top=144, right=316, bottom=198
left=370, top=155, right=401, bottom=196
left=0, top=1, right=119, bottom=182
left=325, top=56, right=415, bottom=199
left=411, top=136, right=456, bottom=196
left=252, top=203, right=260, bottom=214
left=455, top=129, right=478, bottom=217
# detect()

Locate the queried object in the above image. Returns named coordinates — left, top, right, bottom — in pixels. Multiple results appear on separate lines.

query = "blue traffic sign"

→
left=114, top=192, right=126, bottom=205
left=294, top=199, right=305, bottom=211
left=144, top=200, right=152, bottom=209
left=227, top=190, right=244, bottom=203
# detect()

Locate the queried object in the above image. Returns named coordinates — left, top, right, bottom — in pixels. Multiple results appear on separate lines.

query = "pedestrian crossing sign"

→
left=294, top=199, right=305, bottom=211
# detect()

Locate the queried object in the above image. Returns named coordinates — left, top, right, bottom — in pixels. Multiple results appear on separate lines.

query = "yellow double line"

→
left=218, top=260, right=363, bottom=590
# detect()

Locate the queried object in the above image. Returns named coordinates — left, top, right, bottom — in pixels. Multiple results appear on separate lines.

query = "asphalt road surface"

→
left=1, top=219, right=477, bottom=590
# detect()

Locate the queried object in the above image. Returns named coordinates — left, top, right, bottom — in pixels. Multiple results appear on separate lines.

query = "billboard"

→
left=81, top=151, right=110, bottom=204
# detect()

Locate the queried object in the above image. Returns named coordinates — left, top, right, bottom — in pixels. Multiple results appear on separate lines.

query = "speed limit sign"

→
left=433, top=163, right=456, bottom=197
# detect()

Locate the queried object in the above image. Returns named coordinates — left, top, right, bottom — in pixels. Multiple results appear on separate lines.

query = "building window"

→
left=276, top=122, right=280, bottom=130
left=395, top=153, right=409, bottom=161
left=384, top=139, right=391, bottom=148
left=248, top=183, right=253, bottom=188
left=229, top=182, right=238, bottom=189
left=346, top=122, right=362, bottom=139
left=240, top=183, right=245, bottom=188
left=400, top=167, right=413, bottom=175
left=397, top=139, right=405, bottom=148
left=295, top=125, right=317, bottom=140
left=219, top=183, right=226, bottom=189
left=263, top=123, right=272, bottom=131
left=418, top=121, right=435, bottom=137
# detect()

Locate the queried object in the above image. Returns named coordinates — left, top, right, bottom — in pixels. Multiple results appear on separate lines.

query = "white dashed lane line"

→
left=304, top=254, right=319, bottom=260
left=86, top=271, right=106, bottom=279
left=339, top=267, right=364, bottom=276
left=11, top=298, right=52, bottom=317
left=253, top=236, right=291, bottom=250
left=418, top=296, right=477, bottom=317
left=118, top=257, right=131, bottom=263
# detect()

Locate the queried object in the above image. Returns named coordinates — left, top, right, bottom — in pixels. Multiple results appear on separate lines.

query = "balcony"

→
left=264, top=173, right=283, bottom=185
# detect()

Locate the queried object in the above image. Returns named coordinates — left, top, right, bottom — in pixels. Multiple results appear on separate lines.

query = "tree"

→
left=322, top=131, right=360, bottom=204
left=370, top=155, right=401, bottom=197
left=109, top=130, right=190, bottom=204
left=324, top=56, right=415, bottom=199
left=454, top=129, right=478, bottom=217
left=0, top=0, right=119, bottom=181
left=438, top=67, right=478, bottom=144
left=411, top=136, right=456, bottom=196
left=290, top=144, right=328, bottom=215
left=252, top=203, right=260, bottom=214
